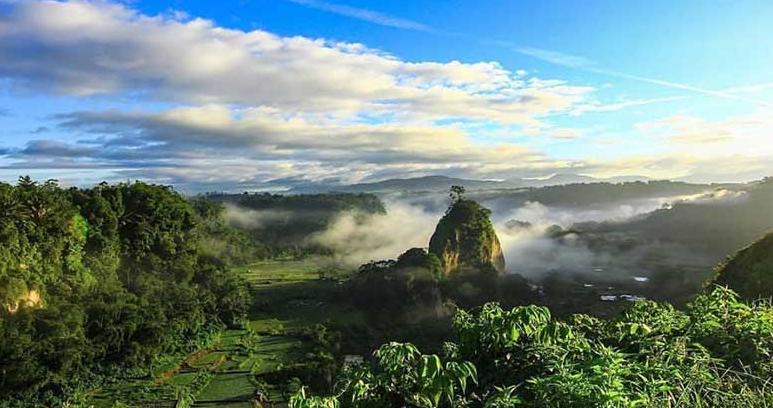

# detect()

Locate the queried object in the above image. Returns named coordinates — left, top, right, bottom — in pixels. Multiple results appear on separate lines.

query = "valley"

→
left=2, top=178, right=773, bottom=407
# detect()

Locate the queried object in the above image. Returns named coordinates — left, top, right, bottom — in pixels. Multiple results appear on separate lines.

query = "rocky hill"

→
left=428, top=198, right=506, bottom=276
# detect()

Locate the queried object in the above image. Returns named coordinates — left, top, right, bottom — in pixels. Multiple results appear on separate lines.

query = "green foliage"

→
left=294, top=287, right=773, bottom=407
left=396, top=248, right=443, bottom=280
left=290, top=387, right=341, bottom=408
left=304, top=342, right=477, bottom=408
left=449, top=185, right=466, bottom=202
left=0, top=178, right=251, bottom=406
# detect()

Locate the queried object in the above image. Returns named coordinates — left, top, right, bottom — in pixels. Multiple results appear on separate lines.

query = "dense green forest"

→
left=0, top=178, right=249, bottom=406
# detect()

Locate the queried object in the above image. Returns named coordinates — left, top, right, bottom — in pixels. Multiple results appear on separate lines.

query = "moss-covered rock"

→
left=710, top=231, right=773, bottom=299
left=428, top=199, right=506, bottom=276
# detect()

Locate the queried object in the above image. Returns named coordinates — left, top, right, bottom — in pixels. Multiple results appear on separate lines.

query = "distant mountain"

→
left=711, top=231, right=773, bottom=300
left=519, top=173, right=652, bottom=187
left=290, top=175, right=510, bottom=193
left=288, top=174, right=652, bottom=194
left=519, top=173, right=598, bottom=187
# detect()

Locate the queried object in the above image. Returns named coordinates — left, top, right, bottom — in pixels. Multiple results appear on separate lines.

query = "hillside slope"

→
left=712, top=231, right=773, bottom=299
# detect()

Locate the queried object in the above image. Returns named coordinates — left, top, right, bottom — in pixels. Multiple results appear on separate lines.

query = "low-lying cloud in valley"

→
left=291, top=189, right=740, bottom=273
left=308, top=201, right=440, bottom=266
left=223, top=204, right=294, bottom=231
left=493, top=189, right=746, bottom=280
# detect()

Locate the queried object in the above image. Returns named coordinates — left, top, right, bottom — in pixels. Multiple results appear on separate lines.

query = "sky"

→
left=0, top=0, right=772, bottom=192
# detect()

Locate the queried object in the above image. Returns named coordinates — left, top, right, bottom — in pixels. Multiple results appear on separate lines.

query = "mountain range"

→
left=287, top=174, right=652, bottom=193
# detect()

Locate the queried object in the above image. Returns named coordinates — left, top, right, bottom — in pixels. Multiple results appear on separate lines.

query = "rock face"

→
left=5, top=290, right=42, bottom=314
left=428, top=199, right=506, bottom=276
left=711, top=232, right=773, bottom=299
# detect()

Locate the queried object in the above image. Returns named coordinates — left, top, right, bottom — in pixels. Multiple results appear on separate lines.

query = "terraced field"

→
left=90, top=258, right=350, bottom=407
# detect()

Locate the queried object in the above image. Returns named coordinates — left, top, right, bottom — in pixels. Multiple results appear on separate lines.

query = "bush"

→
left=293, top=287, right=773, bottom=407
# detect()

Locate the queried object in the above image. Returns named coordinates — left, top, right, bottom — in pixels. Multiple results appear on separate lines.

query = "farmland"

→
left=88, top=258, right=352, bottom=407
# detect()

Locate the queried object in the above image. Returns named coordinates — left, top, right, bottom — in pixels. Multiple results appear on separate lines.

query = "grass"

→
left=166, top=372, right=198, bottom=387
left=90, top=257, right=353, bottom=407
left=195, top=372, right=256, bottom=402
left=234, top=258, right=324, bottom=283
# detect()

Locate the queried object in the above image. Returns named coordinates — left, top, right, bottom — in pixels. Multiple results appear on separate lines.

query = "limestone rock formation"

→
left=428, top=198, right=506, bottom=276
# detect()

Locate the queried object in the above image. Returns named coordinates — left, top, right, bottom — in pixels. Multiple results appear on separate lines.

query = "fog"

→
left=304, top=195, right=656, bottom=270
left=225, top=188, right=741, bottom=279
left=224, top=204, right=293, bottom=230
left=489, top=189, right=746, bottom=278
left=308, top=201, right=441, bottom=266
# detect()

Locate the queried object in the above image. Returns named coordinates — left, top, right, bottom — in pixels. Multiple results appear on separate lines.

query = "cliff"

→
left=428, top=199, right=506, bottom=276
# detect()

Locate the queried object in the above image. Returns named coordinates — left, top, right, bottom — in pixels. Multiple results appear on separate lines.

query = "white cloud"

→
left=287, top=0, right=435, bottom=32
left=48, top=104, right=561, bottom=171
left=636, top=110, right=773, bottom=150
left=0, top=1, right=592, bottom=125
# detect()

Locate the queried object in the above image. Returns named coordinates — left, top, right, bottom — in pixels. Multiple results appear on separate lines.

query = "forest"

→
left=0, top=178, right=249, bottom=405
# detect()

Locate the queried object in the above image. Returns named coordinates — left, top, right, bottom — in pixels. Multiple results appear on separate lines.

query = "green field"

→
left=89, top=258, right=355, bottom=407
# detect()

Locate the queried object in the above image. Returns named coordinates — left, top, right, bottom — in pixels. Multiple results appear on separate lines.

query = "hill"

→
left=576, top=179, right=772, bottom=259
left=712, top=231, right=773, bottom=299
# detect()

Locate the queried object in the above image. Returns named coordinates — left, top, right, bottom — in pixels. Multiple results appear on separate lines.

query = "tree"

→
left=449, top=185, right=466, bottom=203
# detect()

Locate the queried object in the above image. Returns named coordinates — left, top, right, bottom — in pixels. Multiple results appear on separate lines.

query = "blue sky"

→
left=1, top=0, right=772, bottom=191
